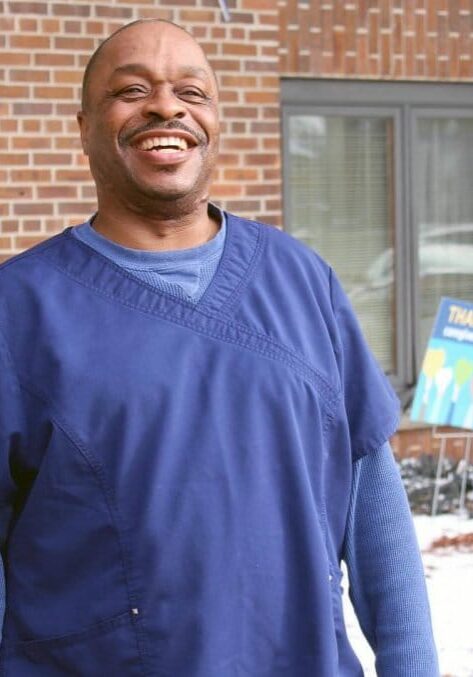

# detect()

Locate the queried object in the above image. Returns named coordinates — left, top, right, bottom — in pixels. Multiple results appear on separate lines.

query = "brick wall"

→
left=1, top=0, right=472, bottom=260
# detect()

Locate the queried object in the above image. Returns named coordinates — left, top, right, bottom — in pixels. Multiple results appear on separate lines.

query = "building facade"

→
left=1, top=0, right=473, bottom=453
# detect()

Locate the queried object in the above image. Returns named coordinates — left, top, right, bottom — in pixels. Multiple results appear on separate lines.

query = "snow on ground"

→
left=343, top=514, right=473, bottom=677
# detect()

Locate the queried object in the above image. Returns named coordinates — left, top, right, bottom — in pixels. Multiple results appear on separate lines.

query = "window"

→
left=282, top=81, right=473, bottom=396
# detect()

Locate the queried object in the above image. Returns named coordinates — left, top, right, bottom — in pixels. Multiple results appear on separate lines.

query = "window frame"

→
left=281, top=79, right=473, bottom=397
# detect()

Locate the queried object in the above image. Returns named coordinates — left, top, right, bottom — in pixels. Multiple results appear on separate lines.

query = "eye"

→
left=117, top=85, right=149, bottom=99
left=179, top=88, right=209, bottom=102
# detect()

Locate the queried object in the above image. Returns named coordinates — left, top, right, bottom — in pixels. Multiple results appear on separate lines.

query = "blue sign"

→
left=411, top=297, right=473, bottom=429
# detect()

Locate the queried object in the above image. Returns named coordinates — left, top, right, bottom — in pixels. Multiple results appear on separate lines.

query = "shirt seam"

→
left=6, top=374, right=150, bottom=671
left=39, top=237, right=341, bottom=408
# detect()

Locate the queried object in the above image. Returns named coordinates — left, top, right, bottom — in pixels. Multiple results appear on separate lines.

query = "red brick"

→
left=18, top=18, right=38, bottom=31
left=35, top=53, right=75, bottom=66
left=210, top=184, right=243, bottom=198
left=225, top=200, right=260, bottom=212
left=0, top=53, right=30, bottom=65
left=222, top=106, right=259, bottom=119
left=245, top=153, right=279, bottom=166
left=34, top=86, right=75, bottom=99
left=180, top=10, right=216, bottom=23
left=369, top=11, right=379, bottom=55
left=223, top=168, right=259, bottom=181
left=0, top=153, right=29, bottom=164
left=8, top=2, right=47, bottom=13
left=15, top=235, right=49, bottom=249
left=222, top=43, right=257, bottom=56
left=64, top=20, right=82, bottom=33
left=51, top=3, right=90, bottom=15
left=221, top=75, right=258, bottom=88
left=11, top=68, right=49, bottom=82
left=33, top=153, right=71, bottom=165
left=1, top=222, right=19, bottom=233
left=55, top=137, right=82, bottom=150
left=246, top=182, right=280, bottom=196
left=0, top=17, right=14, bottom=30
left=11, top=169, right=51, bottom=181
left=44, top=120, right=63, bottom=133
left=54, top=36, right=95, bottom=50
left=0, top=120, right=18, bottom=132
left=55, top=169, right=92, bottom=181
left=22, top=220, right=42, bottom=231
left=208, top=59, right=241, bottom=72
left=14, top=203, right=54, bottom=215
left=95, top=5, right=132, bottom=18
left=10, top=34, right=50, bottom=48
left=81, top=185, right=97, bottom=198
left=242, top=0, right=273, bottom=8
left=245, top=59, right=278, bottom=72
left=0, top=186, right=33, bottom=199
left=245, top=91, right=278, bottom=104
left=13, top=102, right=53, bottom=115
left=12, top=137, right=51, bottom=149
left=58, top=202, right=96, bottom=214
left=0, top=85, right=29, bottom=98
left=22, top=120, right=41, bottom=131
left=41, top=18, right=60, bottom=31
left=53, top=70, right=83, bottom=84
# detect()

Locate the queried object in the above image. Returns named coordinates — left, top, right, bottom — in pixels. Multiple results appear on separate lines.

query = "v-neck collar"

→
left=44, top=211, right=266, bottom=321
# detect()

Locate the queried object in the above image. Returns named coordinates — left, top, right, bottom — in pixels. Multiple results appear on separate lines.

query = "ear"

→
left=76, top=110, right=89, bottom=156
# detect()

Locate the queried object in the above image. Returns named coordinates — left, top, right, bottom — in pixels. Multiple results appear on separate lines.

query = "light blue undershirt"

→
left=73, top=213, right=227, bottom=302
left=21, top=213, right=434, bottom=674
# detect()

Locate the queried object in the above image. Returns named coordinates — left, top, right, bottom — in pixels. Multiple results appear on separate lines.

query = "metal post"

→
left=431, top=436, right=447, bottom=517
left=458, top=435, right=472, bottom=516
left=218, top=0, right=231, bottom=22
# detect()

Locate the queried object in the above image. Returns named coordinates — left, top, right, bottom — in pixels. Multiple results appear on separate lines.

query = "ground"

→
left=343, top=514, right=473, bottom=677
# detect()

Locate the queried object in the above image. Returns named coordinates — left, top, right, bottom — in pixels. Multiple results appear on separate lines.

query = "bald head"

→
left=81, top=19, right=217, bottom=111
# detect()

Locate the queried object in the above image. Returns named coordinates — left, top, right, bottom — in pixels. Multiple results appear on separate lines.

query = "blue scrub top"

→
left=0, top=212, right=399, bottom=675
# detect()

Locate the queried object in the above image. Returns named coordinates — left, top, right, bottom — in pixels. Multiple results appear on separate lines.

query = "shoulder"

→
left=0, top=229, right=74, bottom=283
left=227, top=212, right=332, bottom=290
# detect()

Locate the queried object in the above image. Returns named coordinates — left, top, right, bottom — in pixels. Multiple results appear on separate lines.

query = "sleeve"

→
left=329, top=267, right=400, bottom=459
left=343, top=442, right=440, bottom=676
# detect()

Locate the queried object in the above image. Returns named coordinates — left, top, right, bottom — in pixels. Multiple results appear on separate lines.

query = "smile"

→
left=136, top=136, right=190, bottom=152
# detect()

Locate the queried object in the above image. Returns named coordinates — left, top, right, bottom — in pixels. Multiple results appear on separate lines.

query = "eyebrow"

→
left=110, top=63, right=212, bottom=82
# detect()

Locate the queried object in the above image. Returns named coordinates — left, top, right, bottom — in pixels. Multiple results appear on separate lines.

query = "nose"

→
left=141, top=85, right=186, bottom=120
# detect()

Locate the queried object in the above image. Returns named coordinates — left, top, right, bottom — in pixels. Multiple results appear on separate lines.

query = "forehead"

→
left=92, top=23, right=214, bottom=84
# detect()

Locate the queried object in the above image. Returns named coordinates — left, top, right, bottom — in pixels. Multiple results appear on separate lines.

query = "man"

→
left=0, top=19, right=439, bottom=676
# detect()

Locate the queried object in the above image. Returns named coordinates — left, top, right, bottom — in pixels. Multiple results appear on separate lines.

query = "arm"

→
left=343, top=442, right=439, bottom=676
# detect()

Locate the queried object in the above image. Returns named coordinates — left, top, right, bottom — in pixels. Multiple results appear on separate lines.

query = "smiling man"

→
left=0, top=19, right=439, bottom=676
left=78, top=20, right=221, bottom=250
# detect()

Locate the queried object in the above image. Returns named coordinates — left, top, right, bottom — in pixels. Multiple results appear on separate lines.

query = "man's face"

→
left=77, top=23, right=220, bottom=209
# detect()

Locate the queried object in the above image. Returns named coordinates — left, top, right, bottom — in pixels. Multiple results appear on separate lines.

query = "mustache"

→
left=120, top=120, right=207, bottom=147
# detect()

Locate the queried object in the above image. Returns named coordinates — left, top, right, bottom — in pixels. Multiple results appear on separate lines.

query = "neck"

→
left=91, top=200, right=220, bottom=252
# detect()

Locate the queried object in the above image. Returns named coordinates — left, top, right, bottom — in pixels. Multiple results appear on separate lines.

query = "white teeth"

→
left=137, top=136, right=189, bottom=151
